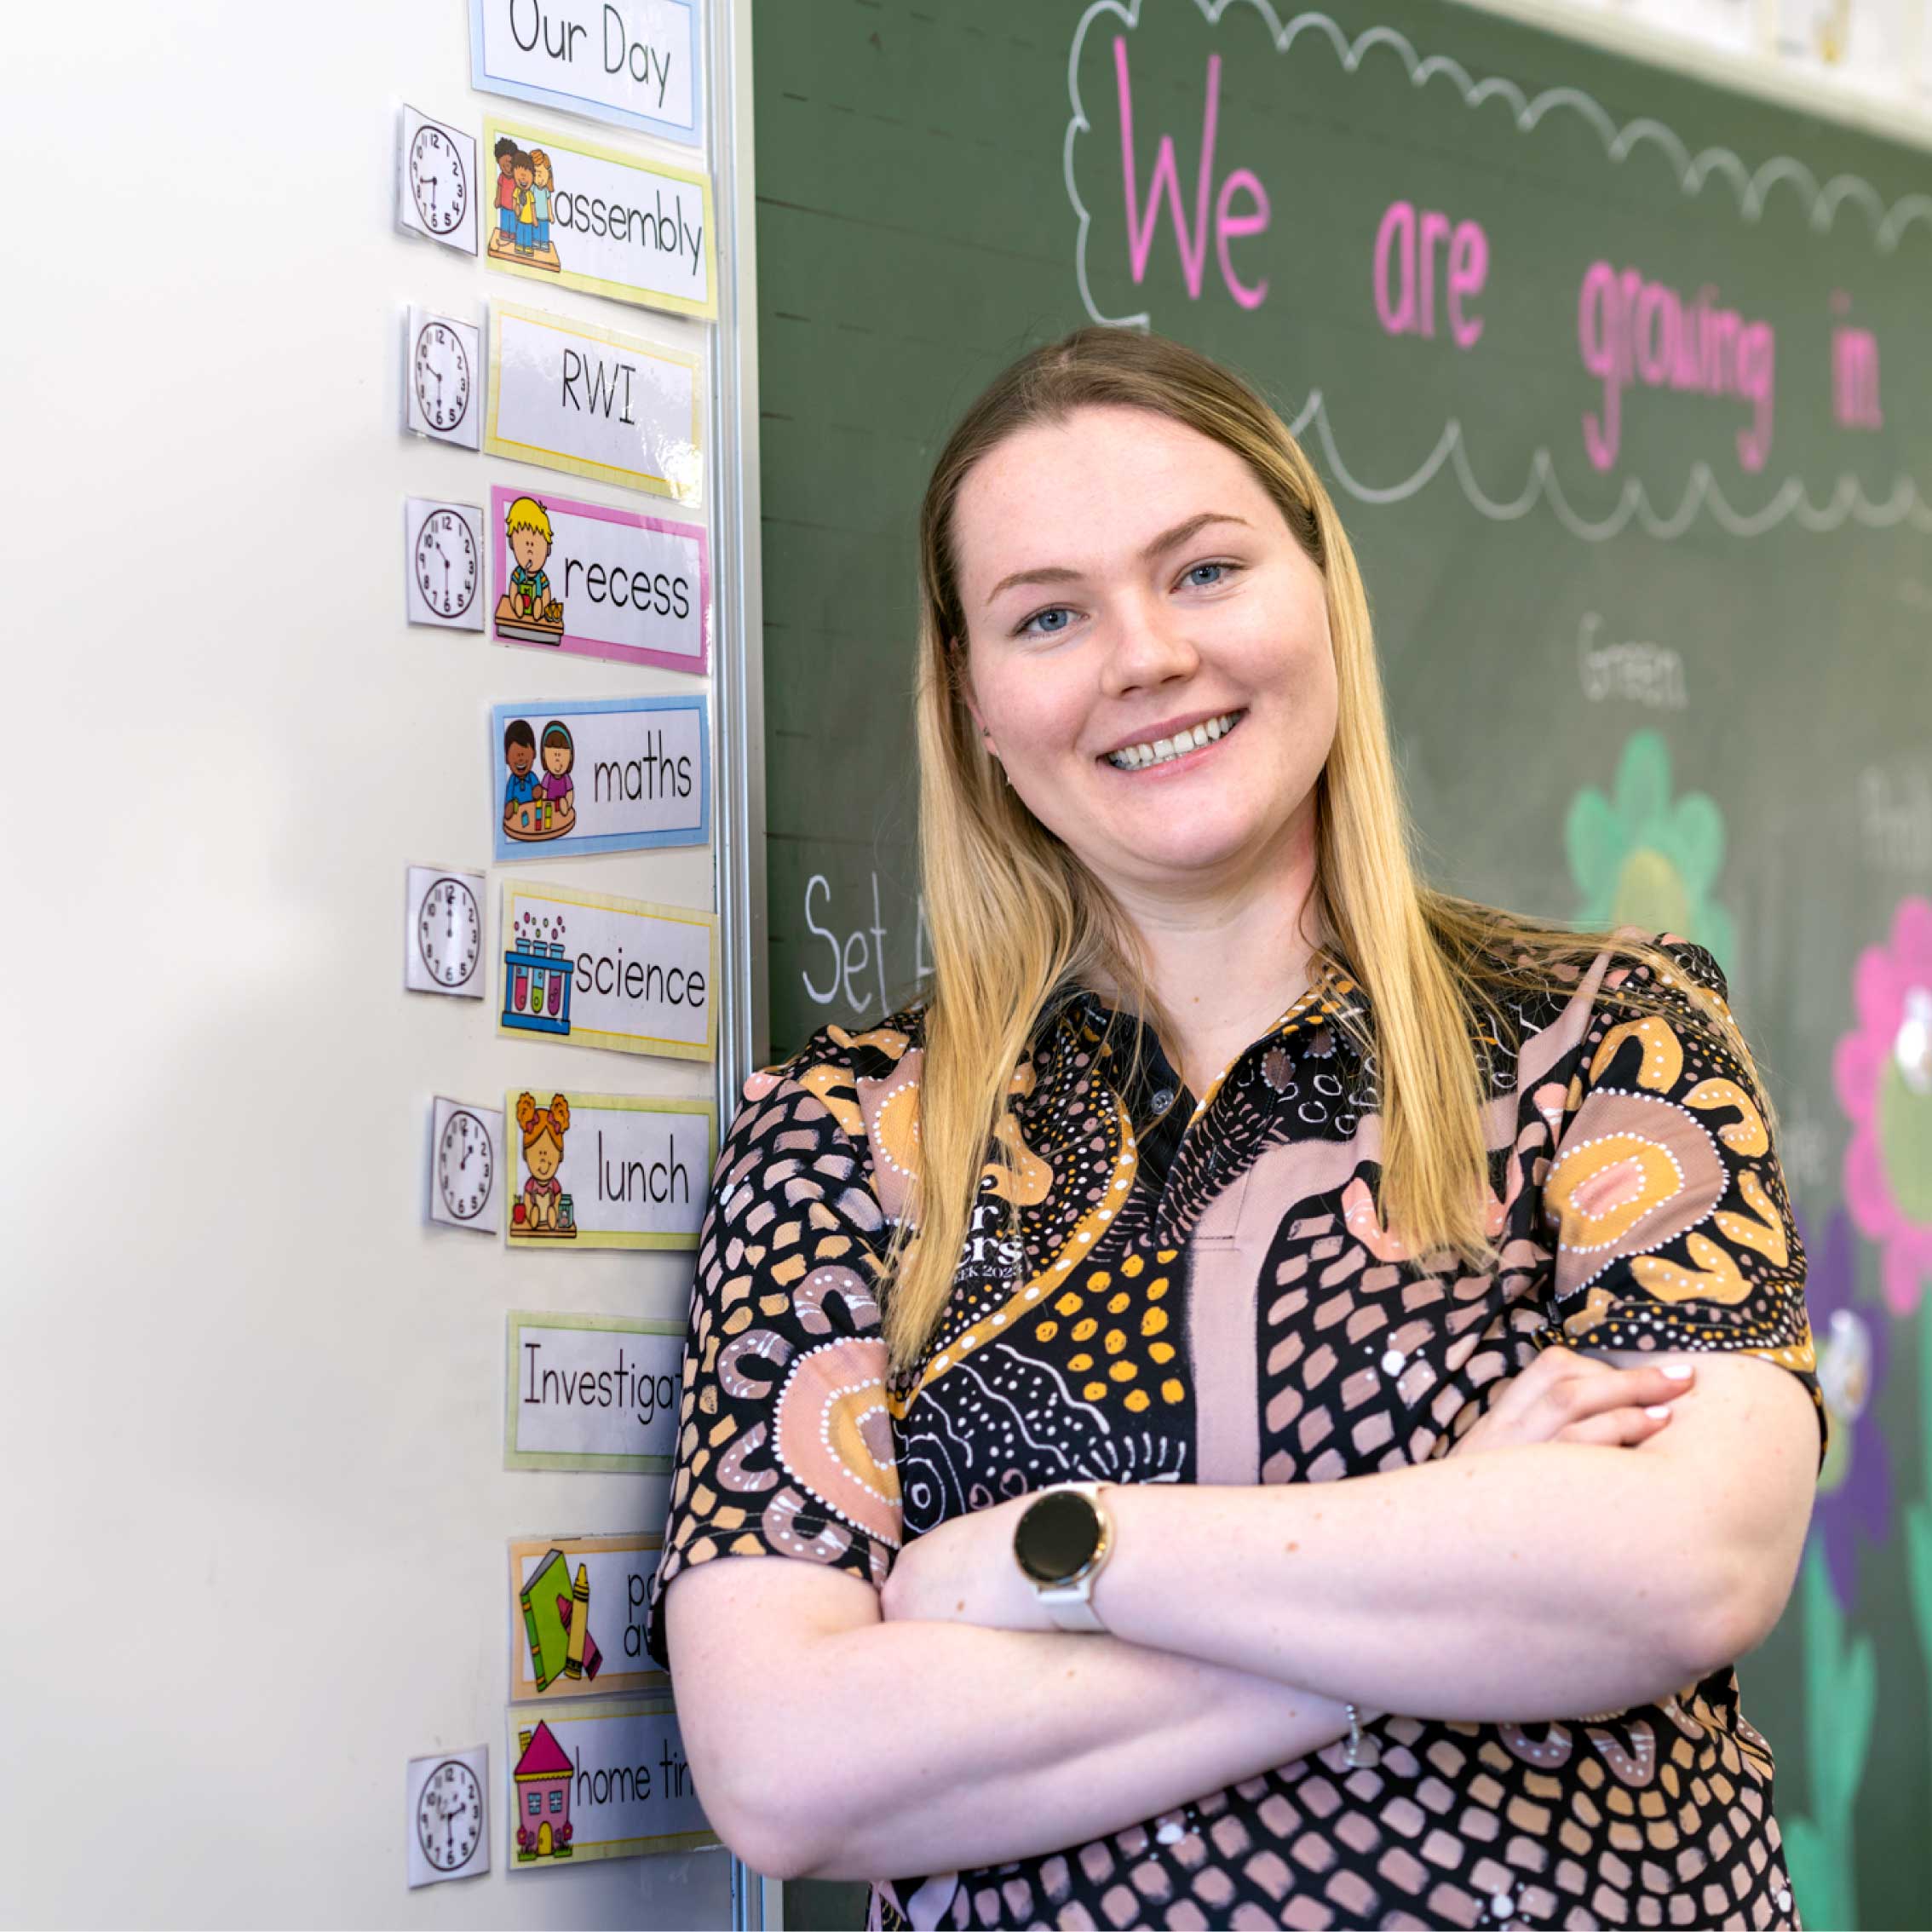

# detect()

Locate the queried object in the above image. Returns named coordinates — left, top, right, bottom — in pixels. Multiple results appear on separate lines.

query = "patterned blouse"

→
left=646, top=935, right=1826, bottom=1930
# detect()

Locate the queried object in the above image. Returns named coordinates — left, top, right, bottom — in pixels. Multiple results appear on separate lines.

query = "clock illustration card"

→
left=407, top=1743, right=490, bottom=1887
left=403, top=305, right=483, bottom=450
left=429, top=1097, right=504, bottom=1234
left=505, top=1701, right=716, bottom=1870
left=487, top=484, right=707, bottom=672
left=509, top=1533, right=668, bottom=1702
left=405, top=866, right=486, bottom=998
left=396, top=106, right=479, bottom=255
left=405, top=499, right=486, bottom=630
left=482, top=116, right=716, bottom=320
left=505, top=1090, right=712, bottom=1249
left=491, top=696, right=709, bottom=862
left=497, top=880, right=716, bottom=1060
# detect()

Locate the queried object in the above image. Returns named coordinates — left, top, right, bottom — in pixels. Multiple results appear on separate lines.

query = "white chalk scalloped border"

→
left=1063, top=0, right=1932, bottom=539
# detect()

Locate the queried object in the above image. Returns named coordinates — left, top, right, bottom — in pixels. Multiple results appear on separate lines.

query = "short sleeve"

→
left=643, top=1056, right=904, bottom=1670
left=1541, top=935, right=1827, bottom=1467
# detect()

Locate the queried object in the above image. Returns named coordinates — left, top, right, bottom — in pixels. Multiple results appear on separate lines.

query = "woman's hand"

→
left=1450, top=1345, right=1694, bottom=1458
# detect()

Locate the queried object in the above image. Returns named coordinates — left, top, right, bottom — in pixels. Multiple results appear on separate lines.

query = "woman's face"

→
left=952, top=405, right=1337, bottom=902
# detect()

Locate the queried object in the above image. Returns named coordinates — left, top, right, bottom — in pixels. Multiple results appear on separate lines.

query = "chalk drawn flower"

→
left=1566, top=730, right=1734, bottom=962
left=1797, top=1205, right=1892, bottom=1612
left=1834, top=897, right=1932, bottom=1314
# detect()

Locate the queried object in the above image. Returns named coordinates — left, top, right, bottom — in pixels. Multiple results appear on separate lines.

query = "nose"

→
left=1099, top=591, right=1200, bottom=699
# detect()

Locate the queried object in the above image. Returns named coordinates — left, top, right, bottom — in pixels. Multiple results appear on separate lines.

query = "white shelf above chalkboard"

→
left=1453, top=0, right=1932, bottom=154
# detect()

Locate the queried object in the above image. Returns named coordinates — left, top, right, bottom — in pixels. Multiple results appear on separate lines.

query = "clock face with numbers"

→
left=412, top=321, right=472, bottom=433
left=417, top=1758, right=483, bottom=1872
left=437, top=1108, right=495, bottom=1222
left=409, top=124, right=469, bottom=236
left=417, top=875, right=481, bottom=987
left=414, top=509, right=479, bottom=619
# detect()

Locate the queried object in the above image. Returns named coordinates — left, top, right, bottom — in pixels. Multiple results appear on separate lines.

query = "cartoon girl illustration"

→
left=512, top=151, right=536, bottom=256
left=530, top=149, right=555, bottom=260
left=515, top=1093, right=574, bottom=1235
left=539, top=721, right=576, bottom=827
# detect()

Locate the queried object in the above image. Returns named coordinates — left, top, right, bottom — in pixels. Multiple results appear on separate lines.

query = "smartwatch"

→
left=1012, top=1481, right=1114, bottom=1632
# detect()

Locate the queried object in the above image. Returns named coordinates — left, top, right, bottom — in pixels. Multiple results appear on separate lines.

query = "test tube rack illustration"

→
left=503, top=911, right=576, bottom=1035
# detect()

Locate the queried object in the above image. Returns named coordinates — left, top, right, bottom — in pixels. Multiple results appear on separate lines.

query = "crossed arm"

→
left=664, top=1350, right=1819, bottom=1882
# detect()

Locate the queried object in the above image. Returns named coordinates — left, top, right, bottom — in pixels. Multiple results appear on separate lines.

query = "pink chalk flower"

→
left=1835, top=896, right=1932, bottom=1314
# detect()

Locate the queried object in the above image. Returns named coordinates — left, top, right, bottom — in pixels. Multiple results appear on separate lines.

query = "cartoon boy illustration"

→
left=530, top=149, right=555, bottom=258
left=538, top=721, right=576, bottom=825
left=513, top=151, right=536, bottom=256
left=503, top=496, right=561, bottom=628
left=503, top=718, right=539, bottom=825
left=514, top=1093, right=573, bottom=1235
left=493, top=136, right=519, bottom=250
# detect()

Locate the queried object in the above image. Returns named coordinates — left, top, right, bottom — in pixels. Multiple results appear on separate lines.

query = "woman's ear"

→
left=956, top=653, right=1001, bottom=763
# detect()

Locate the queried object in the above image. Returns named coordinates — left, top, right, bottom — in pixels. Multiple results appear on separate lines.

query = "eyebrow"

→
left=982, top=511, right=1253, bottom=606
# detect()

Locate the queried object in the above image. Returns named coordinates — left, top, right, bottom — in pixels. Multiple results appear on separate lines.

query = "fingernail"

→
left=1644, top=1405, right=1674, bottom=1418
left=1660, top=1365, right=1695, bottom=1380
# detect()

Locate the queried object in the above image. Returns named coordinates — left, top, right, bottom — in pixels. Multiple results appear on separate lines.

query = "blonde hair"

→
left=505, top=496, right=553, bottom=543
left=886, top=325, right=1762, bottom=1374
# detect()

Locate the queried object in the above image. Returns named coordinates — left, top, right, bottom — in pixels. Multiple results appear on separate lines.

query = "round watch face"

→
left=1015, top=1488, right=1103, bottom=1586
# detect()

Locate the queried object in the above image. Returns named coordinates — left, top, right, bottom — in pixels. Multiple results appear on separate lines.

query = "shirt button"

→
left=1380, top=1348, right=1406, bottom=1376
left=1155, top=1821, right=1185, bottom=1845
left=1775, top=1887, right=1792, bottom=1912
left=1151, top=1088, right=1175, bottom=1112
left=1489, top=1893, right=1514, bottom=1922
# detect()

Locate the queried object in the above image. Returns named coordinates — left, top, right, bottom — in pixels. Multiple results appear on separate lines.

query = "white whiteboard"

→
left=3, top=0, right=763, bottom=1923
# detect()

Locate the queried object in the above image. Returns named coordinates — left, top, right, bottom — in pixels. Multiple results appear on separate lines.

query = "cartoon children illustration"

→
left=538, top=721, right=576, bottom=826
left=503, top=718, right=539, bottom=826
left=530, top=150, right=555, bottom=260
left=494, top=136, right=519, bottom=250
left=513, top=151, right=536, bottom=256
left=514, top=1093, right=574, bottom=1235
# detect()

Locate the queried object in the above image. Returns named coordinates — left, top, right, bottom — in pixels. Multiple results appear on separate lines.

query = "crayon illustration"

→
left=564, top=1563, right=590, bottom=1680
left=520, top=1547, right=604, bottom=1693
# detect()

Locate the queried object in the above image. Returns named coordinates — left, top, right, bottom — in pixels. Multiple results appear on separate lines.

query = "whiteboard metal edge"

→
left=711, top=0, right=777, bottom=1925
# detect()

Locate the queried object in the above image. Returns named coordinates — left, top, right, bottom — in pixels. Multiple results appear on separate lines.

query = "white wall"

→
left=5, top=3, right=747, bottom=1923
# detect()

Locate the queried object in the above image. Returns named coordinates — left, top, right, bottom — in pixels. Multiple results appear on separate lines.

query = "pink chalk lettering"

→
left=1831, top=292, right=1883, bottom=428
left=1372, top=199, right=1488, bottom=346
left=1578, top=261, right=1776, bottom=472
left=1113, top=36, right=1269, bottom=308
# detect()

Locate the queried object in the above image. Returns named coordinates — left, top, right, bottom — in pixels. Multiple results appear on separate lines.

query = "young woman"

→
left=646, top=329, right=1824, bottom=1929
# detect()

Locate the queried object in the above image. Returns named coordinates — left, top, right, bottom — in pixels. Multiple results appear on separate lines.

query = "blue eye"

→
left=1185, top=561, right=1230, bottom=588
left=1021, top=607, right=1074, bottom=638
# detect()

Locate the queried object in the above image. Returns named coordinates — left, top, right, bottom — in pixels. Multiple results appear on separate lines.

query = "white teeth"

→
left=1106, top=711, right=1243, bottom=770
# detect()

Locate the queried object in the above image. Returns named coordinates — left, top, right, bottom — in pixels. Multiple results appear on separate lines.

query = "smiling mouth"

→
left=1104, top=710, right=1245, bottom=772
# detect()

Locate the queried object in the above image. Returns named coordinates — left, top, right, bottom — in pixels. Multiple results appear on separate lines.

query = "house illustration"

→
left=514, top=1720, right=574, bottom=1860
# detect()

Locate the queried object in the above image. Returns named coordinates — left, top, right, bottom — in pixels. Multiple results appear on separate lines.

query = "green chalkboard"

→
left=753, top=3, right=1932, bottom=1923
